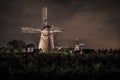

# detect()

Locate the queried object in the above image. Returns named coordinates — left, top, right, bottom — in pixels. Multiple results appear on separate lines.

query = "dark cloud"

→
left=0, top=0, right=120, bottom=48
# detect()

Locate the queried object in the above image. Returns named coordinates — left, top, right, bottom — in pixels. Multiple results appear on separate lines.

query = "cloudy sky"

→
left=0, top=0, right=120, bottom=49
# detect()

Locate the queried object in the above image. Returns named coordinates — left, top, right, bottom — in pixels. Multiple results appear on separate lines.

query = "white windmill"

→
left=21, top=0, right=64, bottom=52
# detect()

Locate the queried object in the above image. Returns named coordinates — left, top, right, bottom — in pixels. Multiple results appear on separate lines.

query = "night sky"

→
left=0, top=0, right=120, bottom=49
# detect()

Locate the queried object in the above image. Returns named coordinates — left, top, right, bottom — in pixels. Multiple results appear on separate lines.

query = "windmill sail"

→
left=21, top=27, right=41, bottom=33
left=42, top=7, right=47, bottom=26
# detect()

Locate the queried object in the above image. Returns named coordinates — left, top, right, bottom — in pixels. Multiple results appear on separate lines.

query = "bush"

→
left=0, top=52, right=120, bottom=80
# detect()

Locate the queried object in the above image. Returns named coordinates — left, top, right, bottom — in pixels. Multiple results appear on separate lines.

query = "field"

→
left=0, top=51, right=120, bottom=80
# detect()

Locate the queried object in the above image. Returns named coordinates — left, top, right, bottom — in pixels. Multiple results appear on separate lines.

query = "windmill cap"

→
left=42, top=25, right=51, bottom=30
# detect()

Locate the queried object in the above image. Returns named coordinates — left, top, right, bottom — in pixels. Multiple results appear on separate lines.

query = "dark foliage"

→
left=0, top=50, right=120, bottom=80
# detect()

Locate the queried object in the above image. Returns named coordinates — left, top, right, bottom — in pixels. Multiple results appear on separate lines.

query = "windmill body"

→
left=38, top=26, right=54, bottom=52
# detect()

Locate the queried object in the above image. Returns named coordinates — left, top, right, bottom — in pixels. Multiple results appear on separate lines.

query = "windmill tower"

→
left=21, top=0, right=63, bottom=52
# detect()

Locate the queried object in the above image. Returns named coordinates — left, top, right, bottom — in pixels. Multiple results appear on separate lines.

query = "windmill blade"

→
left=21, top=27, right=41, bottom=33
left=79, top=43, right=85, bottom=46
left=51, top=26, right=66, bottom=33
left=53, top=29, right=63, bottom=32
left=53, top=29, right=67, bottom=33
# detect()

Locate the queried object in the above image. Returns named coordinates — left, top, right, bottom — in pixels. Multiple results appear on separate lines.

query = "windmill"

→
left=21, top=0, right=64, bottom=52
left=74, top=38, right=85, bottom=51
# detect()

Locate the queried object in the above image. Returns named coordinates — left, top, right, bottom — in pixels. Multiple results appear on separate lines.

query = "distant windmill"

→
left=74, top=38, right=85, bottom=51
left=21, top=0, right=64, bottom=52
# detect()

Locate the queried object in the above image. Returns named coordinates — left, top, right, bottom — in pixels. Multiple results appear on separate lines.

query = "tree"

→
left=6, top=40, right=26, bottom=53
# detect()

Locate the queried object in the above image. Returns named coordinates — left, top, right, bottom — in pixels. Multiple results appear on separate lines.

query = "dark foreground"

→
left=0, top=52, right=120, bottom=80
